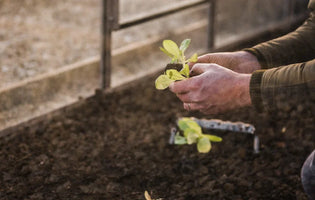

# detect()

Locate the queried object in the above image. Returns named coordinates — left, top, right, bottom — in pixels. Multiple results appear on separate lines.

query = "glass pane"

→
left=112, top=4, right=209, bottom=87
left=0, top=0, right=101, bottom=130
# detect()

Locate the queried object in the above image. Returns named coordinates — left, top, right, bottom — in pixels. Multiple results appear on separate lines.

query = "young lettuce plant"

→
left=175, top=118, right=222, bottom=153
left=155, top=39, right=198, bottom=90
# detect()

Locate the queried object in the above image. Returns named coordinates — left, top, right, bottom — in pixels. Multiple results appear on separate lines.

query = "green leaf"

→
left=178, top=118, right=202, bottom=134
left=177, top=119, right=190, bottom=131
left=179, top=39, right=191, bottom=53
left=187, top=120, right=202, bottom=133
left=144, top=191, right=152, bottom=200
left=166, top=69, right=186, bottom=81
left=180, top=64, right=190, bottom=77
left=197, top=137, right=211, bottom=153
left=155, top=74, right=175, bottom=90
left=160, top=47, right=174, bottom=59
left=163, top=40, right=180, bottom=60
left=177, top=117, right=193, bottom=131
left=188, top=53, right=198, bottom=63
left=203, top=134, right=222, bottom=142
left=186, top=132, right=199, bottom=144
left=183, top=128, right=194, bottom=137
left=174, top=134, right=187, bottom=145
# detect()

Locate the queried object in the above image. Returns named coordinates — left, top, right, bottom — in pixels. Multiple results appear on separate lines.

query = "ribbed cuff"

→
left=243, top=48, right=268, bottom=69
left=250, top=70, right=266, bottom=112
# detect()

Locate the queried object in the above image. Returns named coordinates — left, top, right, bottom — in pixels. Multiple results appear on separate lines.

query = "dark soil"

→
left=0, top=75, right=314, bottom=200
left=165, top=63, right=183, bottom=72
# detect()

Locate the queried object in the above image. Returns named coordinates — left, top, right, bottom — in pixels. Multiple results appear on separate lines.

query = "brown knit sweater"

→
left=246, top=0, right=315, bottom=113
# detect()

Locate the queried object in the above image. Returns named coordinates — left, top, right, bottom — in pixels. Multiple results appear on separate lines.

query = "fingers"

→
left=176, top=91, right=194, bottom=103
left=200, top=105, right=222, bottom=114
left=169, top=63, right=227, bottom=114
left=188, top=53, right=216, bottom=69
left=183, top=103, right=191, bottom=111
left=190, top=63, right=211, bottom=76
left=183, top=102, right=223, bottom=114
left=169, top=63, right=213, bottom=101
left=188, top=54, right=212, bottom=68
left=196, top=54, right=213, bottom=63
left=169, top=75, right=204, bottom=96
left=169, top=80, right=190, bottom=94
left=183, top=102, right=204, bottom=111
left=186, top=103, right=223, bottom=115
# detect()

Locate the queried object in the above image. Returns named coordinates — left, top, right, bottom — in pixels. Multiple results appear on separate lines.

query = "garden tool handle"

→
left=182, top=117, right=255, bottom=134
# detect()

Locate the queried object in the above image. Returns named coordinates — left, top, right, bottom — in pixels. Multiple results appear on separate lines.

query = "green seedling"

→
left=175, top=118, right=222, bottom=153
left=155, top=39, right=198, bottom=90
left=144, top=191, right=163, bottom=200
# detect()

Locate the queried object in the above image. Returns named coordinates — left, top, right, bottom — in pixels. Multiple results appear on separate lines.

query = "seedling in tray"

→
left=170, top=117, right=259, bottom=154
left=155, top=39, right=198, bottom=90
left=174, top=118, right=222, bottom=153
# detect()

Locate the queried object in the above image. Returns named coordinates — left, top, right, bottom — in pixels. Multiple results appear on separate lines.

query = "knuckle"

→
left=191, top=63, right=204, bottom=70
left=190, top=78, right=203, bottom=90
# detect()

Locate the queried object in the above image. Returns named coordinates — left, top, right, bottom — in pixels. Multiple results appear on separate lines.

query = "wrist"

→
left=236, top=73, right=252, bottom=107
left=236, top=51, right=262, bottom=73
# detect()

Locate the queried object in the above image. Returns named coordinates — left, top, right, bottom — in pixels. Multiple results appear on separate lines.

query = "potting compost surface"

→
left=0, top=76, right=314, bottom=200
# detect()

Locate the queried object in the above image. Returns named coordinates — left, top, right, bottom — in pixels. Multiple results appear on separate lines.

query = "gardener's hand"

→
left=169, top=63, right=252, bottom=114
left=190, top=51, right=261, bottom=73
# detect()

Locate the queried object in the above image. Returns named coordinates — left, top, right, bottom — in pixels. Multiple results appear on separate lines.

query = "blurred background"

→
left=0, top=0, right=309, bottom=131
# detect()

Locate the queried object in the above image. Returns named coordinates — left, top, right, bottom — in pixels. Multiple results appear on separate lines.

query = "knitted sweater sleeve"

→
left=246, top=0, right=315, bottom=113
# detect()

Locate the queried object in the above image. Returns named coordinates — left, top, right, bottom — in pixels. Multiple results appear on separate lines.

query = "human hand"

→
left=169, top=63, right=252, bottom=114
left=190, top=51, right=261, bottom=74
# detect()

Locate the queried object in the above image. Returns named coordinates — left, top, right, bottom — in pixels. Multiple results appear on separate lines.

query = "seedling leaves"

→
left=186, top=132, right=199, bottom=144
left=156, top=39, right=196, bottom=90
left=174, top=133, right=187, bottom=145
left=177, top=118, right=191, bottom=131
left=177, top=117, right=222, bottom=153
left=204, top=134, right=223, bottom=142
left=155, top=75, right=175, bottom=90
left=166, top=69, right=186, bottom=81
left=163, top=40, right=180, bottom=59
left=178, top=118, right=202, bottom=134
left=159, top=47, right=174, bottom=59
left=188, top=53, right=198, bottom=63
left=183, top=128, right=194, bottom=137
left=179, top=39, right=191, bottom=53
left=197, top=137, right=212, bottom=153
left=180, top=64, right=190, bottom=77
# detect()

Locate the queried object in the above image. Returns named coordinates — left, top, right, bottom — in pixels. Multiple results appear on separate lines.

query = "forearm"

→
left=245, top=9, right=315, bottom=69
left=250, top=59, right=315, bottom=113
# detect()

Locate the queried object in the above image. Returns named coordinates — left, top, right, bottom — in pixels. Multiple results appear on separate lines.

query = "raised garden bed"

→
left=0, top=73, right=314, bottom=200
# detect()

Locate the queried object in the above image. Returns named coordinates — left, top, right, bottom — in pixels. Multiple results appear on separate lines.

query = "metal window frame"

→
left=101, top=0, right=216, bottom=89
left=101, top=0, right=302, bottom=89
